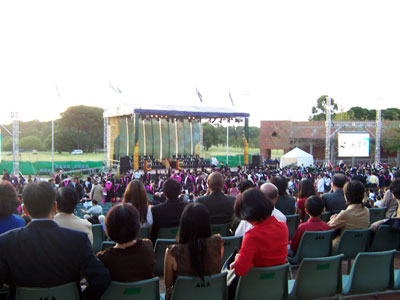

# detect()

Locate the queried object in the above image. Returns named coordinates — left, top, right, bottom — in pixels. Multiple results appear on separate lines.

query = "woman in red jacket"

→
left=231, top=188, right=288, bottom=276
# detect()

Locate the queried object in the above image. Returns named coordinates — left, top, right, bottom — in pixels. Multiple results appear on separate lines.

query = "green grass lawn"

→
left=1, top=151, right=104, bottom=162
left=202, top=146, right=259, bottom=158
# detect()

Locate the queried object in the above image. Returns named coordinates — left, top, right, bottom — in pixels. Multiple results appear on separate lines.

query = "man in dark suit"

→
left=197, top=172, right=235, bottom=224
left=151, top=178, right=186, bottom=243
left=322, top=173, right=347, bottom=214
left=0, top=181, right=110, bottom=300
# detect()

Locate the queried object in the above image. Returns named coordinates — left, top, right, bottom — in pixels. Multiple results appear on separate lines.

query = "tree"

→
left=202, top=123, right=216, bottom=150
left=309, top=95, right=338, bottom=121
left=382, top=108, right=400, bottom=120
left=45, top=129, right=77, bottom=153
left=59, top=105, right=104, bottom=152
left=19, top=136, right=44, bottom=151
left=347, top=106, right=376, bottom=120
left=382, top=123, right=400, bottom=154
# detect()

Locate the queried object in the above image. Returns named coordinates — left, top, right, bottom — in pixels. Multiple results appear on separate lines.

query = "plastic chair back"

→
left=137, top=226, right=151, bottom=239
left=289, top=254, right=343, bottom=299
left=170, top=272, right=227, bottom=300
left=101, top=277, right=159, bottom=300
left=369, top=225, right=400, bottom=252
left=342, top=250, right=395, bottom=295
left=92, top=224, right=104, bottom=254
left=320, top=211, right=332, bottom=223
left=101, top=241, right=116, bottom=251
left=158, top=227, right=179, bottom=239
left=16, top=282, right=79, bottom=300
left=288, top=230, right=334, bottom=264
left=211, top=223, right=231, bottom=236
left=334, top=228, right=372, bottom=259
left=154, top=239, right=176, bottom=275
left=234, top=264, right=289, bottom=300
left=221, top=236, right=242, bottom=265
left=286, top=214, right=300, bottom=241
left=369, top=207, right=387, bottom=224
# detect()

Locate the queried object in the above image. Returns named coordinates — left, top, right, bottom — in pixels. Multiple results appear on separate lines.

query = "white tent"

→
left=279, top=147, right=314, bottom=168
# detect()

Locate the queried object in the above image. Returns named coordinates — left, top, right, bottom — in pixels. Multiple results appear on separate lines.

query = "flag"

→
left=195, top=88, right=203, bottom=102
left=109, top=81, right=122, bottom=93
left=229, top=91, right=234, bottom=106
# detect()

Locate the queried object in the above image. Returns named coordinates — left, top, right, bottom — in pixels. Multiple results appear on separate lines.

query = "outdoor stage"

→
left=103, top=104, right=250, bottom=173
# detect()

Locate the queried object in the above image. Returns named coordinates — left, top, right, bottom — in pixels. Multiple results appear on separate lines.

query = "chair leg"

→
left=347, top=259, right=351, bottom=274
left=289, top=264, right=293, bottom=279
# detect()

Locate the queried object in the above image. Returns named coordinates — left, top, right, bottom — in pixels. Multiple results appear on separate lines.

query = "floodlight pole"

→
left=51, top=119, right=54, bottom=174
left=226, top=126, right=229, bottom=167
left=11, top=112, right=19, bottom=176
left=375, top=109, right=382, bottom=166
left=325, top=97, right=332, bottom=167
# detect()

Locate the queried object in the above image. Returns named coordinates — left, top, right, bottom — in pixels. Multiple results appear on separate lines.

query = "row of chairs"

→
left=101, top=235, right=243, bottom=276
left=13, top=250, right=400, bottom=300
left=286, top=207, right=387, bottom=241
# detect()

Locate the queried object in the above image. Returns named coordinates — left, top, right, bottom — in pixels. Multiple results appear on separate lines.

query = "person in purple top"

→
left=0, top=181, right=25, bottom=234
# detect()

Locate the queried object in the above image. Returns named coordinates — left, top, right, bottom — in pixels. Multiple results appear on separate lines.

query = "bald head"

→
left=260, top=183, right=279, bottom=205
left=207, top=172, right=225, bottom=193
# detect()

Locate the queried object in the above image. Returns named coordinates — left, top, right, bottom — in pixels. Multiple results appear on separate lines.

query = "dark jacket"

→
left=275, top=195, right=296, bottom=215
left=151, top=198, right=187, bottom=243
left=197, top=191, right=236, bottom=224
left=322, top=189, right=346, bottom=214
left=0, top=220, right=110, bottom=300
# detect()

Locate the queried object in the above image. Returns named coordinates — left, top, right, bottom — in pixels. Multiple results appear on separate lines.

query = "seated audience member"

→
left=151, top=179, right=186, bottom=243
left=381, top=170, right=400, bottom=218
left=0, top=181, right=110, bottom=299
left=97, top=204, right=155, bottom=282
left=271, top=175, right=296, bottom=215
left=370, top=179, right=400, bottom=230
left=235, top=183, right=286, bottom=236
left=197, top=172, right=236, bottom=224
left=82, top=199, right=103, bottom=217
left=231, top=188, right=288, bottom=277
left=123, top=179, right=153, bottom=227
left=290, top=195, right=330, bottom=255
left=238, top=179, right=255, bottom=194
left=0, top=181, right=25, bottom=234
left=164, top=203, right=223, bottom=300
left=322, top=173, right=347, bottom=214
left=54, top=187, right=93, bottom=244
left=328, top=180, right=370, bottom=249
left=296, top=179, right=316, bottom=221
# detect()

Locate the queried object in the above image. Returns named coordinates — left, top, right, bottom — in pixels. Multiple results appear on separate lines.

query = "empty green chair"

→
left=333, top=228, right=372, bottom=273
left=342, top=250, right=395, bottom=296
left=286, top=215, right=300, bottom=241
left=137, top=226, right=151, bottom=239
left=101, top=277, right=160, bottom=300
left=101, top=241, right=116, bottom=251
left=16, top=282, right=79, bottom=300
left=287, top=230, right=334, bottom=265
left=154, top=239, right=176, bottom=275
left=368, top=224, right=400, bottom=252
left=158, top=226, right=179, bottom=239
left=211, top=223, right=231, bottom=236
left=369, top=207, right=387, bottom=224
left=234, top=264, right=289, bottom=300
left=169, top=272, right=227, bottom=300
left=92, top=224, right=104, bottom=254
left=288, top=254, right=343, bottom=299
left=221, top=236, right=242, bottom=266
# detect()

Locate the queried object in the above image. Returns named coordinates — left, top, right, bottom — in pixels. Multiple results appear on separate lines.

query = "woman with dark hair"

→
left=271, top=175, right=296, bottom=215
left=164, top=203, right=223, bottom=300
left=97, top=204, right=155, bottom=282
left=123, top=179, right=153, bottom=227
left=328, top=180, right=370, bottom=249
left=0, top=181, right=25, bottom=234
left=296, top=179, right=316, bottom=221
left=231, top=188, right=288, bottom=276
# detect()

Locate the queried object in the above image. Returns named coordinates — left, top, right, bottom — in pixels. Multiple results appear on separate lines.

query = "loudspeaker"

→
left=120, top=156, right=131, bottom=174
left=252, top=155, right=260, bottom=165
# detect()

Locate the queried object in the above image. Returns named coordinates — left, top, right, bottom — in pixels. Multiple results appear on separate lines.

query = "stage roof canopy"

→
left=104, top=103, right=250, bottom=118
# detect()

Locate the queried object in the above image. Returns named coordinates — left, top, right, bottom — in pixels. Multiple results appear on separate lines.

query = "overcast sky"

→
left=1, top=0, right=399, bottom=127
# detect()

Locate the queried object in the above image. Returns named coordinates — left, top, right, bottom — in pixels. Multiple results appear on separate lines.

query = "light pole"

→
left=10, top=112, right=19, bottom=176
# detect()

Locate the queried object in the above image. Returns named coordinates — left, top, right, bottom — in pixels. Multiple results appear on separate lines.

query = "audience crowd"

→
left=0, top=161, right=399, bottom=299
